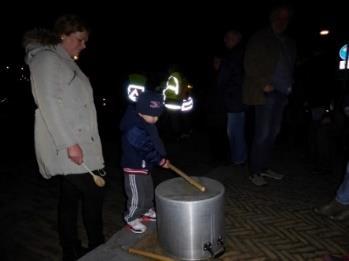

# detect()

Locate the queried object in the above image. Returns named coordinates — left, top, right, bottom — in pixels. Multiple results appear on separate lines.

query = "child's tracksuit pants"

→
left=124, top=173, right=154, bottom=222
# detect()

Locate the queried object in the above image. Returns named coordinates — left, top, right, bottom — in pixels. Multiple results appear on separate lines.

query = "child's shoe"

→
left=142, top=208, right=157, bottom=222
left=127, top=218, right=147, bottom=234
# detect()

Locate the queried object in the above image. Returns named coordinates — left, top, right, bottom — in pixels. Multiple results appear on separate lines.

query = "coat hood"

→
left=23, top=29, right=59, bottom=64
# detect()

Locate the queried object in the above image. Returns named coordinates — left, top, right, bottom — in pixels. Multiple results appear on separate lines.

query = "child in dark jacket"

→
left=120, top=91, right=169, bottom=233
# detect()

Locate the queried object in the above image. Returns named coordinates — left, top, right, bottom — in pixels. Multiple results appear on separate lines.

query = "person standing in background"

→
left=243, top=5, right=297, bottom=186
left=217, top=29, right=247, bottom=166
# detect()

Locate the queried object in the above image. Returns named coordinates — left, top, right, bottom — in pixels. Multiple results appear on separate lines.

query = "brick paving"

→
left=1, top=132, right=348, bottom=260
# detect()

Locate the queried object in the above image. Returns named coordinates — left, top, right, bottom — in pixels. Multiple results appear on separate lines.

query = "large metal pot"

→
left=155, top=177, right=225, bottom=260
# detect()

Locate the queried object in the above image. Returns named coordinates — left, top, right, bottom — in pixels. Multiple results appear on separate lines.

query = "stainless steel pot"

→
left=155, top=177, right=225, bottom=260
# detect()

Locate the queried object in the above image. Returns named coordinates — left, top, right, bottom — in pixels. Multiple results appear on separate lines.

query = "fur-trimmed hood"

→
left=23, top=29, right=59, bottom=64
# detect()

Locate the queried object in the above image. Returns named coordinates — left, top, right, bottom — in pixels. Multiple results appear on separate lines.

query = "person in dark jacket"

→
left=243, top=5, right=296, bottom=186
left=217, top=29, right=247, bottom=165
left=206, top=54, right=230, bottom=165
left=120, top=91, right=170, bottom=233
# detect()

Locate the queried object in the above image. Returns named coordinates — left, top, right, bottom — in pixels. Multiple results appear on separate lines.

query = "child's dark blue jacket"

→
left=120, top=105, right=167, bottom=174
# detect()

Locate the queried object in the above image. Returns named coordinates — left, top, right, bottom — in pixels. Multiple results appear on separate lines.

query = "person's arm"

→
left=126, top=126, right=167, bottom=167
left=30, top=51, right=81, bottom=163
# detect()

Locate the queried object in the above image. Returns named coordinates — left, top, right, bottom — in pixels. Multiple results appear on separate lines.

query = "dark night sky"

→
left=1, top=1, right=347, bottom=95
left=2, top=1, right=345, bottom=60
left=2, top=2, right=271, bottom=61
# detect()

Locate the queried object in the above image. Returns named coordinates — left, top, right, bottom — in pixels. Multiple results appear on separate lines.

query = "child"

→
left=120, top=91, right=169, bottom=233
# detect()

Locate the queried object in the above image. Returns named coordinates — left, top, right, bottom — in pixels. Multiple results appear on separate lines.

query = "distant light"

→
left=0, top=97, right=8, bottom=104
left=6, top=66, right=9, bottom=70
left=320, top=30, right=330, bottom=36
left=102, top=98, right=106, bottom=101
left=102, top=103, right=106, bottom=106
left=339, top=44, right=349, bottom=70
left=187, top=84, right=193, bottom=89
left=339, top=44, right=348, bottom=60
left=73, top=56, right=79, bottom=60
left=21, top=67, right=24, bottom=71
left=345, top=107, right=349, bottom=116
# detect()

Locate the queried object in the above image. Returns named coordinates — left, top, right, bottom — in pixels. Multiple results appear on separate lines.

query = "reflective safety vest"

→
left=127, top=74, right=146, bottom=102
left=162, top=72, right=194, bottom=112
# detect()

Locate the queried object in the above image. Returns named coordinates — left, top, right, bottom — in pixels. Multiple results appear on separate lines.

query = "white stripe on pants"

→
left=124, top=173, right=154, bottom=222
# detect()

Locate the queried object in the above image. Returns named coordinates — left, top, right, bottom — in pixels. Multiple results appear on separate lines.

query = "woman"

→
left=24, top=15, right=105, bottom=261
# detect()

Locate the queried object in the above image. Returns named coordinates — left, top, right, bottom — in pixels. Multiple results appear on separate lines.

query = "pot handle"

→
left=203, top=237, right=225, bottom=258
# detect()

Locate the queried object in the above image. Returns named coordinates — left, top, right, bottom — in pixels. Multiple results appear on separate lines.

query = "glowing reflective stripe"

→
left=165, top=103, right=182, bottom=110
left=127, top=84, right=145, bottom=102
left=163, top=76, right=180, bottom=102
left=181, top=97, right=193, bottom=112
left=164, top=97, right=194, bottom=111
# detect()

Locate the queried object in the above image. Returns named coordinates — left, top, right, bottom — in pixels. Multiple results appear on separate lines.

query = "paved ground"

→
left=1, top=131, right=348, bottom=260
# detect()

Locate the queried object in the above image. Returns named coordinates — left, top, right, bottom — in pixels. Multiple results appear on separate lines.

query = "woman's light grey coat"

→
left=25, top=43, right=104, bottom=178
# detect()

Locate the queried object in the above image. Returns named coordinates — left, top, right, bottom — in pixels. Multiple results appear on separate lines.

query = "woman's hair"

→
left=54, top=14, right=89, bottom=37
left=23, top=14, right=89, bottom=47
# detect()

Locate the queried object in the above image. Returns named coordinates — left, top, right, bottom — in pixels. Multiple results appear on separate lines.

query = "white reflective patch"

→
left=339, top=60, right=349, bottom=70
left=181, top=97, right=194, bottom=112
left=165, top=103, right=182, bottom=110
left=127, top=84, right=145, bottom=102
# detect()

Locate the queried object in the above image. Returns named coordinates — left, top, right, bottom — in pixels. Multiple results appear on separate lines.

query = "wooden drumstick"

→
left=169, top=163, right=206, bottom=192
left=128, top=247, right=175, bottom=261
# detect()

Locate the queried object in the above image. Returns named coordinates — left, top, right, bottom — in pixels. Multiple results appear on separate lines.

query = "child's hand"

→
left=163, top=160, right=170, bottom=169
left=160, top=159, right=170, bottom=169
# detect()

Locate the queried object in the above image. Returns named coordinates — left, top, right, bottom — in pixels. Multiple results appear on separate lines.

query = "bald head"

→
left=270, top=6, right=291, bottom=34
left=224, top=30, right=242, bottom=50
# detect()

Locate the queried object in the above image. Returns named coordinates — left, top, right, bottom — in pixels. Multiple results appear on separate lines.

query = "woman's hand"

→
left=67, top=144, right=83, bottom=165
left=263, top=84, right=274, bottom=93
